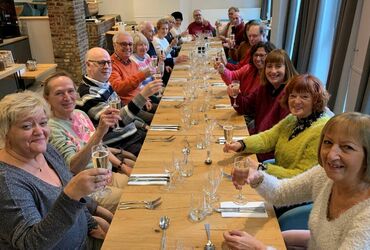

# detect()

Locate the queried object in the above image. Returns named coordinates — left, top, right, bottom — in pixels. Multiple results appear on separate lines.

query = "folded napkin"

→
left=211, top=82, right=226, bottom=87
left=161, top=96, right=185, bottom=101
left=214, top=104, right=233, bottom=110
left=149, top=127, right=179, bottom=131
left=150, top=124, right=180, bottom=131
left=174, top=65, right=191, bottom=70
left=217, top=136, right=245, bottom=144
left=170, top=78, right=187, bottom=83
left=128, top=173, right=170, bottom=186
left=220, top=201, right=268, bottom=218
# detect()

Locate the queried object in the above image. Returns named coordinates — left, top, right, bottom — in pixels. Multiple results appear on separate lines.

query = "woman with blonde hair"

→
left=225, top=112, right=370, bottom=249
left=0, top=91, right=109, bottom=249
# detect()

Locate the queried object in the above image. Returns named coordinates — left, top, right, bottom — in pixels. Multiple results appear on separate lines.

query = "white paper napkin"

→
left=214, top=104, right=233, bottom=110
left=174, top=65, right=191, bottom=70
left=170, top=78, right=187, bottom=83
left=217, top=136, right=245, bottom=144
left=220, top=201, right=268, bottom=218
left=128, top=180, right=168, bottom=186
left=161, top=96, right=185, bottom=101
left=128, top=173, right=170, bottom=186
left=211, top=82, right=226, bottom=87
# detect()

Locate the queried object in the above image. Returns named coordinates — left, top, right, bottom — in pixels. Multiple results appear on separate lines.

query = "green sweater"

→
left=243, top=114, right=330, bottom=179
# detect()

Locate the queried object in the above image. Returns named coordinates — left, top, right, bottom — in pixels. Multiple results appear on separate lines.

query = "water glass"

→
left=181, top=160, right=194, bottom=177
left=188, top=193, right=206, bottom=222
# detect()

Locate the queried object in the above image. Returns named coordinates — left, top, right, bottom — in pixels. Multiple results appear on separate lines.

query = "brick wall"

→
left=47, top=0, right=88, bottom=83
left=86, top=16, right=116, bottom=49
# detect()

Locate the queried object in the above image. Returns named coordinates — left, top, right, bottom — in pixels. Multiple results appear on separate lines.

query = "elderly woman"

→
left=226, top=49, right=298, bottom=161
left=44, top=71, right=161, bottom=212
left=0, top=91, right=110, bottom=249
left=224, top=112, right=370, bottom=249
left=130, top=32, right=155, bottom=89
left=224, top=74, right=331, bottom=178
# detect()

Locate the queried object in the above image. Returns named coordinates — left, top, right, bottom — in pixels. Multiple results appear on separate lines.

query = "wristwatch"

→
left=257, top=163, right=267, bottom=171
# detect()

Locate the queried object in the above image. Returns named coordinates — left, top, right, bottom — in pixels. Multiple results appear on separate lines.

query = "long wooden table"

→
left=102, top=40, right=286, bottom=249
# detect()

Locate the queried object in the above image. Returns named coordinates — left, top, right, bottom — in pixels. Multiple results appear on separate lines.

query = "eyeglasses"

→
left=116, top=42, right=133, bottom=47
left=88, top=60, right=112, bottom=67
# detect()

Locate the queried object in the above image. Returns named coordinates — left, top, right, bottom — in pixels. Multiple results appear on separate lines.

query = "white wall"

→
left=98, top=0, right=261, bottom=28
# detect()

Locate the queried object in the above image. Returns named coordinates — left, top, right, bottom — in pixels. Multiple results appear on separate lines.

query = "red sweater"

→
left=187, top=21, right=215, bottom=35
left=233, top=83, right=290, bottom=161
left=110, top=54, right=146, bottom=104
left=221, top=63, right=260, bottom=95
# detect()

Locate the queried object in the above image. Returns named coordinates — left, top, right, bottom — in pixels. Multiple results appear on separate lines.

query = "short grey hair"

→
left=112, top=31, right=132, bottom=43
left=0, top=91, right=50, bottom=148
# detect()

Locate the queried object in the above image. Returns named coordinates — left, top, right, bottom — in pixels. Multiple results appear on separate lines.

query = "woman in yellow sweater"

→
left=224, top=74, right=331, bottom=179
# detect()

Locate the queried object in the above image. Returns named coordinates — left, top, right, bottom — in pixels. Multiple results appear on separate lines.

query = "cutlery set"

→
left=214, top=104, right=233, bottom=110
left=150, top=124, right=180, bottom=131
left=161, top=96, right=185, bottom=102
left=118, top=197, right=162, bottom=210
left=146, top=135, right=175, bottom=142
left=217, top=136, right=245, bottom=144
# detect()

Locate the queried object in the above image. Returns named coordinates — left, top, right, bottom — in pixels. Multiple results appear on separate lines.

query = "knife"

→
left=128, top=178, right=169, bottom=182
left=214, top=207, right=266, bottom=213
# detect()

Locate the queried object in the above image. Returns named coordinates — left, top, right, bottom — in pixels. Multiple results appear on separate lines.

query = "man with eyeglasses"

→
left=139, top=21, right=157, bottom=57
left=110, top=31, right=158, bottom=125
left=187, top=9, right=216, bottom=36
left=76, top=47, right=162, bottom=156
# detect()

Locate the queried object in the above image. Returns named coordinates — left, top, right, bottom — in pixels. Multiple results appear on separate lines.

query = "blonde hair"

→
left=0, top=91, right=50, bottom=148
left=132, top=32, right=149, bottom=53
left=318, top=112, right=370, bottom=182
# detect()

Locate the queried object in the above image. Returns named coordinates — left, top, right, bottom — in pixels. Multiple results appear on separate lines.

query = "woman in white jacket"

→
left=224, top=112, right=370, bottom=250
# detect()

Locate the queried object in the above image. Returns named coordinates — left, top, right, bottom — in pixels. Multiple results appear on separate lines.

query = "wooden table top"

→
left=102, top=40, right=286, bottom=250
left=20, top=63, right=57, bottom=80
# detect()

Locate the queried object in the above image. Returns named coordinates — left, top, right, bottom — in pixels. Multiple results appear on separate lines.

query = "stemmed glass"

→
left=91, top=144, right=111, bottom=197
left=108, top=94, right=123, bottom=132
left=163, top=160, right=177, bottom=191
left=233, top=156, right=249, bottom=205
left=154, top=66, right=164, bottom=97
left=230, top=80, right=240, bottom=107
left=207, top=166, right=223, bottom=201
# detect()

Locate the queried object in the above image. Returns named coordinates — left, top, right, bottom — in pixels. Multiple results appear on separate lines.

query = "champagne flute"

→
left=153, top=70, right=164, bottom=97
left=151, top=55, right=158, bottom=68
left=230, top=80, right=240, bottom=107
left=108, top=95, right=123, bottom=132
left=233, top=156, right=249, bottom=205
left=223, top=125, right=234, bottom=144
left=229, top=34, right=235, bottom=48
left=91, top=144, right=111, bottom=197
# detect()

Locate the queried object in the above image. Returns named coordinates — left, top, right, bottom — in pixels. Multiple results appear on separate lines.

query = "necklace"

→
left=5, top=148, right=42, bottom=172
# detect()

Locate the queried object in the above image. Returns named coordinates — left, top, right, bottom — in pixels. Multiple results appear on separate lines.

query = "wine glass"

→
left=108, top=94, right=123, bottom=132
left=230, top=80, right=240, bottom=107
left=91, top=144, right=111, bottom=197
left=207, top=166, right=223, bottom=202
left=229, top=34, right=235, bottom=48
left=150, top=55, right=158, bottom=68
left=154, top=66, right=164, bottom=97
left=233, top=156, right=249, bottom=205
left=223, top=124, right=234, bottom=144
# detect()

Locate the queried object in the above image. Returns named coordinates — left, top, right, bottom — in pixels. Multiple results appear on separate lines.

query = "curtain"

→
left=261, top=0, right=272, bottom=20
left=326, top=0, right=358, bottom=109
left=291, top=0, right=319, bottom=73
left=355, top=38, right=370, bottom=114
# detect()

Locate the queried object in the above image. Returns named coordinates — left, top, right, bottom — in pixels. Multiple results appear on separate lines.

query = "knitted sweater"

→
left=110, top=53, right=146, bottom=104
left=76, top=75, right=146, bottom=128
left=0, top=145, right=94, bottom=249
left=49, top=109, right=96, bottom=169
left=187, top=21, right=215, bottom=36
left=257, top=166, right=370, bottom=249
left=242, top=114, right=330, bottom=178
left=221, top=63, right=260, bottom=95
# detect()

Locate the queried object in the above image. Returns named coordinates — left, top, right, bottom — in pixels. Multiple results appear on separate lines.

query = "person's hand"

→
left=96, top=108, right=120, bottom=136
left=64, top=168, right=111, bottom=200
left=141, top=67, right=152, bottom=77
left=145, top=100, right=153, bottom=111
left=175, top=55, right=189, bottom=64
left=165, top=65, right=172, bottom=73
left=119, top=162, right=133, bottom=176
left=95, top=206, right=113, bottom=223
left=170, top=37, right=178, bottom=47
left=227, top=84, right=240, bottom=97
left=140, top=79, right=163, bottom=98
left=223, top=230, right=266, bottom=250
left=216, top=62, right=225, bottom=74
left=223, top=141, right=242, bottom=153
left=227, top=38, right=235, bottom=49
left=89, top=224, right=107, bottom=240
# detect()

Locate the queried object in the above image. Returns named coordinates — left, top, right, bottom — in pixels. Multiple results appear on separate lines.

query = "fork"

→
left=118, top=201, right=162, bottom=210
left=119, top=197, right=161, bottom=206
left=147, top=136, right=175, bottom=142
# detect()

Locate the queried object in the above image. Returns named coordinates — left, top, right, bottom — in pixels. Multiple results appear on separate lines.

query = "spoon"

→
left=204, top=223, right=215, bottom=250
left=159, top=216, right=170, bottom=250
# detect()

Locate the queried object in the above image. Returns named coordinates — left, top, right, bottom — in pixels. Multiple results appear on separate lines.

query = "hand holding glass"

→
left=109, top=95, right=123, bottom=132
left=91, top=144, right=111, bottom=197
left=223, top=125, right=234, bottom=144
left=230, top=80, right=240, bottom=107
left=233, top=156, right=249, bottom=205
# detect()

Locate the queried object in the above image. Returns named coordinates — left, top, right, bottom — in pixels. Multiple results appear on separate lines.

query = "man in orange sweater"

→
left=110, top=31, right=156, bottom=124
